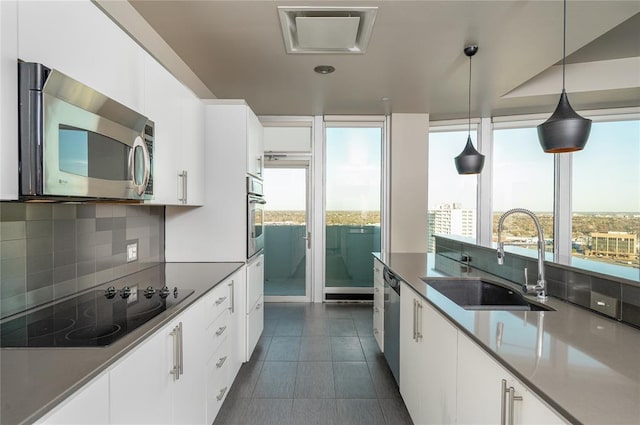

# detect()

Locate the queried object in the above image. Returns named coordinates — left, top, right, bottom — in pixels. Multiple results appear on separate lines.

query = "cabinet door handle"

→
left=416, top=302, right=423, bottom=340
left=501, top=379, right=507, bottom=425
left=501, top=379, right=523, bottom=425
left=412, top=299, right=417, bottom=341
left=215, top=296, right=227, bottom=306
left=178, top=170, right=188, bottom=204
left=229, top=280, right=234, bottom=313
left=178, top=322, right=184, bottom=376
left=170, top=325, right=180, bottom=380
left=216, top=356, right=228, bottom=369
left=216, top=325, right=227, bottom=336
left=508, top=385, right=523, bottom=425
left=216, top=386, right=228, bottom=401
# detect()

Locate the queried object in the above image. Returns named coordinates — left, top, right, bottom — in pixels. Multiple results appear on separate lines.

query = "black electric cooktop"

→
left=0, top=286, right=193, bottom=348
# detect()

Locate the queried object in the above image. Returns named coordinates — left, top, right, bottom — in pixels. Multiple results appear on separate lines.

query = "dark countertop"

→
left=374, top=252, right=640, bottom=425
left=0, top=262, right=244, bottom=425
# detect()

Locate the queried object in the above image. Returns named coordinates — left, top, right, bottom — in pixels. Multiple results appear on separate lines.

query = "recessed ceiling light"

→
left=314, top=65, right=335, bottom=74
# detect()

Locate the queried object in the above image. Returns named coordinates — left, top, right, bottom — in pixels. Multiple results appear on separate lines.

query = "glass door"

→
left=324, top=125, right=382, bottom=300
left=263, top=161, right=311, bottom=301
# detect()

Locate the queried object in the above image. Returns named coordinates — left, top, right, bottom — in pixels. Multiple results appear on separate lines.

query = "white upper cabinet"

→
left=144, top=55, right=204, bottom=206
left=17, top=1, right=145, bottom=113
left=246, top=109, right=264, bottom=178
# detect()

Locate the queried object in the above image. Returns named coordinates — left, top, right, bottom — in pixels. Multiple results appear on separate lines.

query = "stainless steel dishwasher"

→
left=383, top=266, right=401, bottom=385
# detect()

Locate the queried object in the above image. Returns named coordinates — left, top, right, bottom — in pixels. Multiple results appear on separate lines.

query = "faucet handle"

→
left=497, top=242, right=505, bottom=265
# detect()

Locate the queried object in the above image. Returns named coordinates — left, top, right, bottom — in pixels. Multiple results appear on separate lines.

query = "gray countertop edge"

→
left=373, top=252, right=636, bottom=425
left=1, top=261, right=244, bottom=425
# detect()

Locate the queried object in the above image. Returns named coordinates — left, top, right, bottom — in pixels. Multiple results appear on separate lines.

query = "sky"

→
left=325, top=127, right=382, bottom=211
left=263, top=168, right=306, bottom=211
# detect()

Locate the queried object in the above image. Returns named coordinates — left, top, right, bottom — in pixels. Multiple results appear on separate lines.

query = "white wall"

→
left=390, top=113, right=429, bottom=253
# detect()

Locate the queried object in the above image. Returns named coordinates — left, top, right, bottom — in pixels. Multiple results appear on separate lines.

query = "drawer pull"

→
left=215, top=296, right=227, bottom=306
left=216, top=386, right=228, bottom=401
left=216, top=356, right=228, bottom=368
left=215, top=326, right=227, bottom=336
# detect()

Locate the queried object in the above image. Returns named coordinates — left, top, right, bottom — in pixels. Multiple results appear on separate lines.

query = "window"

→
left=572, top=119, right=640, bottom=281
left=427, top=129, right=478, bottom=252
left=325, top=126, right=382, bottom=289
left=492, top=127, right=554, bottom=255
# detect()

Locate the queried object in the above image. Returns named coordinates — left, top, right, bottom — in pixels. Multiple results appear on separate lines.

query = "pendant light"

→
left=455, top=45, right=485, bottom=175
left=537, top=0, right=591, bottom=153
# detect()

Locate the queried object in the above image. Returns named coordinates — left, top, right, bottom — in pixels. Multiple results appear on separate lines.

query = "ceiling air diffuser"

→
left=278, top=6, right=378, bottom=54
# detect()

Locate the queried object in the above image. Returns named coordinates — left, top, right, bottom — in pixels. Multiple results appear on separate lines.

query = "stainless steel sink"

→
left=423, top=279, right=553, bottom=311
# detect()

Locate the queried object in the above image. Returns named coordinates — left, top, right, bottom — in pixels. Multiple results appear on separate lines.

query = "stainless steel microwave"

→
left=18, top=62, right=154, bottom=201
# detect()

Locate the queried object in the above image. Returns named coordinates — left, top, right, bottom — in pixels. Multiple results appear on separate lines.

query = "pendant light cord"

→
left=562, top=0, right=566, bottom=91
left=468, top=52, right=472, bottom=136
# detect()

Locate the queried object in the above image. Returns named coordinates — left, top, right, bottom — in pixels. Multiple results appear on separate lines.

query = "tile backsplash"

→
left=434, top=235, right=640, bottom=329
left=0, top=203, right=164, bottom=319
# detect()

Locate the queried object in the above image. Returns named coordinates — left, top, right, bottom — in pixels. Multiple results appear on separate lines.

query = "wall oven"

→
left=247, top=175, right=265, bottom=259
left=18, top=61, right=154, bottom=201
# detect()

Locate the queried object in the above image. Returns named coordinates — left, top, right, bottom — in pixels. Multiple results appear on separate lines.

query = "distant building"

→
left=590, top=232, right=638, bottom=259
left=427, top=203, right=476, bottom=252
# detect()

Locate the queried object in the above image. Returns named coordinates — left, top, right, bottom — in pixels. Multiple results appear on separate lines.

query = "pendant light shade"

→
left=537, top=90, right=591, bottom=153
left=537, top=0, right=591, bottom=153
left=454, top=44, right=485, bottom=175
left=455, top=135, right=485, bottom=174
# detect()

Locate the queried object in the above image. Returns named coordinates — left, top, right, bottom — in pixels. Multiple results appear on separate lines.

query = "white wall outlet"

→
left=126, top=241, right=138, bottom=262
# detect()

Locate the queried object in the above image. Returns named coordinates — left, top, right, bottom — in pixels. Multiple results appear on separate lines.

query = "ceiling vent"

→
left=278, top=6, right=378, bottom=54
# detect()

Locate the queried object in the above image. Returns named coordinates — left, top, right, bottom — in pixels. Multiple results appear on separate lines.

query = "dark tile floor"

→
left=213, top=302, right=414, bottom=425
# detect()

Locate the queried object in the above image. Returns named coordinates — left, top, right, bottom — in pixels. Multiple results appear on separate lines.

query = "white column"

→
left=477, top=117, right=494, bottom=247
left=554, top=153, right=573, bottom=264
left=389, top=113, right=429, bottom=253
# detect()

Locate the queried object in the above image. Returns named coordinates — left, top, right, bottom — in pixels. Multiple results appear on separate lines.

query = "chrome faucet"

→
left=496, top=208, right=548, bottom=301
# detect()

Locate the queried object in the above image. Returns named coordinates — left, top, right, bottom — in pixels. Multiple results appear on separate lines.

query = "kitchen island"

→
left=375, top=252, right=640, bottom=425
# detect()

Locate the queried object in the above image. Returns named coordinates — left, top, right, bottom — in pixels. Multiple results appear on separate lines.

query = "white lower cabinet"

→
left=245, top=254, right=264, bottom=361
left=109, top=302, right=205, bottom=425
left=40, top=373, right=109, bottom=425
left=457, top=333, right=566, bottom=425
left=399, top=281, right=567, bottom=425
left=203, top=269, right=246, bottom=423
left=400, top=282, right=457, bottom=425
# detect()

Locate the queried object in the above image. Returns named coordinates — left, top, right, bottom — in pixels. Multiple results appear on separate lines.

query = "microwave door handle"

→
left=131, top=136, right=151, bottom=196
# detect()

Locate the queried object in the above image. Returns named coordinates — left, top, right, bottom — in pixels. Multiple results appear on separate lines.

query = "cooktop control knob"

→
left=144, top=286, right=156, bottom=298
left=120, top=286, right=132, bottom=299
left=104, top=286, right=117, bottom=299
left=173, top=287, right=179, bottom=298
left=159, top=286, right=170, bottom=299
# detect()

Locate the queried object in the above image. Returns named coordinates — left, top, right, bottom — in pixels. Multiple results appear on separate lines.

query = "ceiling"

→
left=127, top=1, right=640, bottom=120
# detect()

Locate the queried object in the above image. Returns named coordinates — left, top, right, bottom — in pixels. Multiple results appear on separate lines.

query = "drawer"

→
left=246, top=295, right=264, bottom=359
left=206, top=308, right=231, bottom=356
left=206, top=342, right=231, bottom=424
left=204, top=281, right=231, bottom=326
